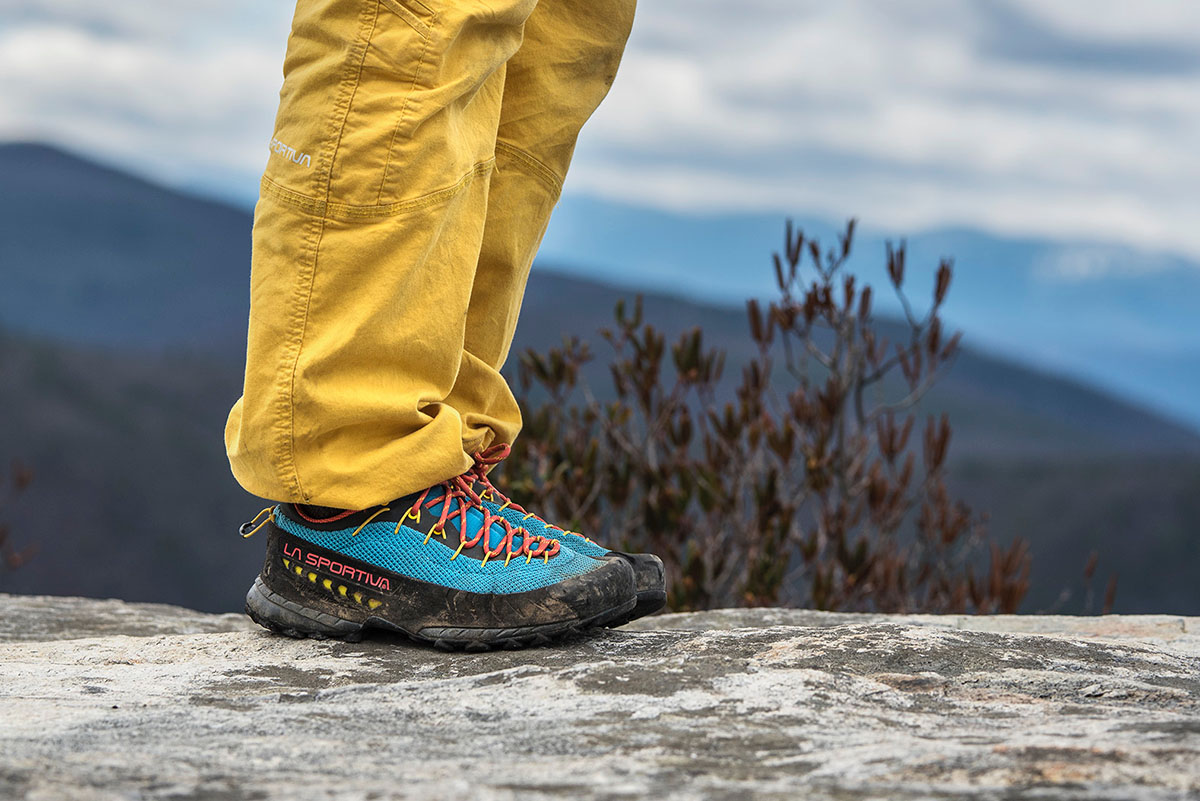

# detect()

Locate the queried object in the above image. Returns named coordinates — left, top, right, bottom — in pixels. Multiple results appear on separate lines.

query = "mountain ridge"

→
left=537, top=197, right=1200, bottom=431
left=2, top=141, right=1199, bottom=614
left=4, top=140, right=1197, bottom=430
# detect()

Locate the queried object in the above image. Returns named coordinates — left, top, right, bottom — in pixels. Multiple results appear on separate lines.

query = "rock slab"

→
left=1, top=594, right=1199, bottom=800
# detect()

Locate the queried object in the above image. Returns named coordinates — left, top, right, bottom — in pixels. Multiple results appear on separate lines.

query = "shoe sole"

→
left=605, top=588, right=667, bottom=628
left=601, top=552, right=667, bottom=628
left=245, top=576, right=636, bottom=652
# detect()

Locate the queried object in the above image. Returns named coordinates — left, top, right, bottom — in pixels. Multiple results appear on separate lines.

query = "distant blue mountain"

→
left=540, top=196, right=1200, bottom=431
left=0, top=142, right=251, bottom=352
left=2, top=141, right=1199, bottom=614
left=5, top=140, right=1194, bottom=430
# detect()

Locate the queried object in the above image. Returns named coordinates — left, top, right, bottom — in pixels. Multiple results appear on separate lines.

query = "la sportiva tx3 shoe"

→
left=239, top=472, right=636, bottom=652
left=468, top=444, right=667, bottom=625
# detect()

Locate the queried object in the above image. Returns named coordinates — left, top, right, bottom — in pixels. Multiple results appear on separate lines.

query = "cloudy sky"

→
left=3, top=0, right=1199, bottom=259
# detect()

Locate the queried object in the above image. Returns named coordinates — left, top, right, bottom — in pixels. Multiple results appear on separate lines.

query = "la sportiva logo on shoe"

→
left=282, top=541, right=392, bottom=592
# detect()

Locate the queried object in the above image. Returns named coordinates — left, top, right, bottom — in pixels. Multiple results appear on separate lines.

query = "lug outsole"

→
left=244, top=576, right=636, bottom=652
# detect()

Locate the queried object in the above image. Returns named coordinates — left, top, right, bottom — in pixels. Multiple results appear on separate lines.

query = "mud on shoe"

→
left=469, top=444, right=667, bottom=625
left=239, top=474, right=637, bottom=652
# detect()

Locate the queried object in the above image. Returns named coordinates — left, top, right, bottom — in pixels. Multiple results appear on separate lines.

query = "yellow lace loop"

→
left=240, top=506, right=275, bottom=539
left=422, top=525, right=446, bottom=545
left=351, top=506, right=390, bottom=537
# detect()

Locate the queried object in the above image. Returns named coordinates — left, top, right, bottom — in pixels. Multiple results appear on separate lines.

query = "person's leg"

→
left=444, top=0, right=638, bottom=451
left=435, top=0, right=665, bottom=623
left=226, top=0, right=538, bottom=511
left=230, top=0, right=638, bottom=649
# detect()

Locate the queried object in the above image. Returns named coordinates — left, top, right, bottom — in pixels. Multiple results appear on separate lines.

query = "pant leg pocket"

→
left=324, top=0, right=439, bottom=206
left=379, top=0, right=435, bottom=38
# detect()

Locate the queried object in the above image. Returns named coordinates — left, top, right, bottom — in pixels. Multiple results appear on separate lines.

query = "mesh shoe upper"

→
left=479, top=495, right=611, bottom=559
left=272, top=481, right=603, bottom=595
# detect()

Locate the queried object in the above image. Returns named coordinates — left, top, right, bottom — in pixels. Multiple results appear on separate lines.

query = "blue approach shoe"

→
left=239, top=472, right=636, bottom=652
left=468, top=445, right=667, bottom=626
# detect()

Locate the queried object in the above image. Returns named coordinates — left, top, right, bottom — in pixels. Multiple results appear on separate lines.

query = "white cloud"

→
left=0, top=1, right=289, bottom=193
left=575, top=0, right=1200, bottom=258
left=2, top=0, right=1198, bottom=261
left=1003, top=0, right=1200, bottom=42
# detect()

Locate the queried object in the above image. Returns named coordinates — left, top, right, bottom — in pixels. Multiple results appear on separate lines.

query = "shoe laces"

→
left=240, top=469, right=561, bottom=567
left=405, top=471, right=561, bottom=566
left=469, top=444, right=597, bottom=546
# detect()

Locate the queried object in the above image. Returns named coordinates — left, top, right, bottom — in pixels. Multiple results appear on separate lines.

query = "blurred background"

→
left=1, top=0, right=1197, bottom=613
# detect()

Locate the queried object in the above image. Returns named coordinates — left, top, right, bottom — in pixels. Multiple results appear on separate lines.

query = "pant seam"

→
left=376, top=20, right=436, bottom=204
left=277, top=0, right=380, bottom=501
left=494, top=140, right=563, bottom=198
left=260, top=159, right=496, bottom=220
left=277, top=213, right=324, bottom=501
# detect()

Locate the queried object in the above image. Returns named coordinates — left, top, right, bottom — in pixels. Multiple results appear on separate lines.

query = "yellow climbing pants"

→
left=225, top=0, right=636, bottom=509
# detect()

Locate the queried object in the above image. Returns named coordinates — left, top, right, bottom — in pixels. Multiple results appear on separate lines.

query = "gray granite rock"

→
left=0, top=593, right=255, bottom=642
left=1, top=593, right=1198, bottom=800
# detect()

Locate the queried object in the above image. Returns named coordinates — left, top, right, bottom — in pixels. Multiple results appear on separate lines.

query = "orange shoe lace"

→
left=405, top=472, right=561, bottom=565
left=241, top=469, right=561, bottom=567
left=469, top=444, right=597, bottom=546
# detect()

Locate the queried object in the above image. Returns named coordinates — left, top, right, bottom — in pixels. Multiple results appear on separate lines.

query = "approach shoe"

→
left=468, top=444, right=667, bottom=625
left=239, top=472, right=637, bottom=651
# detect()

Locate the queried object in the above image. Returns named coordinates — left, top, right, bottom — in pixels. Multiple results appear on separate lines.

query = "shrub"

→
left=0, top=461, right=35, bottom=581
left=508, top=220, right=1031, bottom=613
